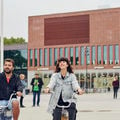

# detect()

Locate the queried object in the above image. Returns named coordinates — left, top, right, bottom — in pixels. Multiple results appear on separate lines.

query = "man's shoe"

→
left=37, top=104, right=40, bottom=107
left=20, top=105, right=25, bottom=108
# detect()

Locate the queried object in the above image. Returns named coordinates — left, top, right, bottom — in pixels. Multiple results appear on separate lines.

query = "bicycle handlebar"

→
left=0, top=91, right=17, bottom=108
left=50, top=91, right=78, bottom=109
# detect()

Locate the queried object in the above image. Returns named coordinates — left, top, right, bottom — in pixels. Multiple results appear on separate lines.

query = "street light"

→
left=84, top=47, right=89, bottom=92
left=0, top=0, right=4, bottom=72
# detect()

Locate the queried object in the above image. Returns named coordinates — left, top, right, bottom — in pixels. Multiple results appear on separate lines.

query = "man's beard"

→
left=4, top=69, right=12, bottom=74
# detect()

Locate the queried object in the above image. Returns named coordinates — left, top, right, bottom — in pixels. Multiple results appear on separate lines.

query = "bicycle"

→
left=56, top=101, right=71, bottom=120
left=52, top=91, right=78, bottom=120
left=0, top=92, right=16, bottom=120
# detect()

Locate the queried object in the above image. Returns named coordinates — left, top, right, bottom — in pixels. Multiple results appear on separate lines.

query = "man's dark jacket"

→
left=0, top=72, right=23, bottom=100
left=31, top=77, right=44, bottom=92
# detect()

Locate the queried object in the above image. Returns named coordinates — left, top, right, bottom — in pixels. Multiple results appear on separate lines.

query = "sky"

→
left=1, top=0, right=120, bottom=41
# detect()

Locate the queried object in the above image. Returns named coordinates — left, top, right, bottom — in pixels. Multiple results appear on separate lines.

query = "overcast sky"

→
left=1, top=0, right=120, bottom=41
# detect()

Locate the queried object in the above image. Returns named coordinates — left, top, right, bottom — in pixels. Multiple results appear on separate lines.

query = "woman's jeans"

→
left=113, top=87, right=119, bottom=99
left=33, top=91, right=40, bottom=106
left=53, top=103, right=77, bottom=120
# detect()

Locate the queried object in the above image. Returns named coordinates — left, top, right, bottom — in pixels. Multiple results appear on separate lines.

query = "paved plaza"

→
left=19, top=92, right=120, bottom=120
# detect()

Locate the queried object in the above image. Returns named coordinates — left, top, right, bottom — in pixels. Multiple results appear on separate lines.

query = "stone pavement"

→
left=19, top=92, right=120, bottom=120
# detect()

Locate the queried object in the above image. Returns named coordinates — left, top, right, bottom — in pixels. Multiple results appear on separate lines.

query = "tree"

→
left=4, top=37, right=26, bottom=45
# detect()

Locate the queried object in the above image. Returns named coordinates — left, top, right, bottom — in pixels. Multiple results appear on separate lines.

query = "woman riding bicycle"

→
left=44, top=57, right=84, bottom=120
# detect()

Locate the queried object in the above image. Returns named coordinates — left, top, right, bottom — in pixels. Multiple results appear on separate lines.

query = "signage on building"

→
left=94, top=66, right=104, bottom=69
left=37, top=68, right=49, bottom=71
left=113, top=66, right=120, bottom=69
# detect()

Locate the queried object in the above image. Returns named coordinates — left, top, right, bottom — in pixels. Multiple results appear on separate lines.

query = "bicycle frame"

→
left=54, top=92, right=77, bottom=120
left=57, top=103, right=70, bottom=120
left=0, top=92, right=16, bottom=120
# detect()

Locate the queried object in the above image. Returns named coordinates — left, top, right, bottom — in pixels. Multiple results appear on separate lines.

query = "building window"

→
left=60, top=48, right=63, bottom=58
left=86, top=47, right=90, bottom=65
left=97, top=46, right=101, bottom=64
left=81, top=46, right=84, bottom=65
left=65, top=47, right=68, bottom=58
left=70, top=47, right=73, bottom=65
left=35, top=49, right=37, bottom=66
left=75, top=47, right=79, bottom=65
left=30, top=49, right=33, bottom=66
left=54, top=48, right=57, bottom=65
left=103, top=46, right=107, bottom=64
left=4, top=49, right=27, bottom=77
left=21, top=49, right=27, bottom=68
left=39, top=49, right=42, bottom=66
left=4, top=49, right=27, bottom=69
left=115, top=45, right=119, bottom=64
left=44, top=48, right=47, bottom=66
left=109, top=45, right=113, bottom=64
left=92, top=46, right=95, bottom=65
left=49, top=48, right=52, bottom=66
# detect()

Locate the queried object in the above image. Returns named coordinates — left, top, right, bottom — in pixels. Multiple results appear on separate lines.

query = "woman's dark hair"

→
left=55, top=57, right=73, bottom=73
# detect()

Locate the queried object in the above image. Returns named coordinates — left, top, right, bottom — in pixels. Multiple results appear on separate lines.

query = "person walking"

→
left=19, top=74, right=27, bottom=108
left=44, top=57, right=84, bottom=120
left=112, top=75, right=119, bottom=99
left=31, top=73, right=44, bottom=107
left=0, top=58, right=23, bottom=120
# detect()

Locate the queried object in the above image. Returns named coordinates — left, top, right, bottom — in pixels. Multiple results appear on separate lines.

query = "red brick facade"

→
left=28, top=8, right=120, bottom=71
left=44, top=15, right=89, bottom=45
left=28, top=8, right=120, bottom=48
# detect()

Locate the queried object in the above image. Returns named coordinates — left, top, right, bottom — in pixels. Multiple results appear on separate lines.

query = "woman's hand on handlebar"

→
left=77, top=88, right=85, bottom=95
left=43, top=87, right=50, bottom=93
left=16, top=91, right=22, bottom=97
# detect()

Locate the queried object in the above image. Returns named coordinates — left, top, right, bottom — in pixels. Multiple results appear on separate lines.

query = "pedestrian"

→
left=30, top=73, right=44, bottom=107
left=44, top=57, right=84, bottom=120
left=112, top=75, right=119, bottom=99
left=19, top=74, right=27, bottom=108
left=0, top=58, right=23, bottom=120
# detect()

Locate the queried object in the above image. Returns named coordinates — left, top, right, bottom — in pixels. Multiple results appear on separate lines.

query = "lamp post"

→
left=84, top=47, right=89, bottom=92
left=0, top=0, right=4, bottom=72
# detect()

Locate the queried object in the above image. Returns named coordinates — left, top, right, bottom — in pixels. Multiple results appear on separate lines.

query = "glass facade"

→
left=4, top=49, right=27, bottom=75
left=34, top=49, right=37, bottom=66
left=60, top=48, right=63, bottom=58
left=103, top=46, right=107, bottom=64
left=109, top=45, right=113, bottom=64
left=86, top=47, right=90, bottom=65
left=39, top=49, right=42, bottom=66
left=81, top=46, right=84, bottom=65
left=92, top=46, right=95, bottom=65
left=97, top=46, right=101, bottom=64
left=28, top=44, right=120, bottom=68
left=54, top=48, right=57, bottom=65
left=75, top=47, right=79, bottom=65
left=65, top=47, right=68, bottom=58
left=28, top=44, right=120, bottom=91
left=70, top=47, right=73, bottom=65
left=49, top=48, right=52, bottom=66
left=44, top=48, right=47, bottom=66
left=115, top=45, right=119, bottom=64
left=30, top=49, right=32, bottom=66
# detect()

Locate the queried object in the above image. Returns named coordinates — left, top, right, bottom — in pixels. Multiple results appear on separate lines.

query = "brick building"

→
left=28, top=8, right=120, bottom=91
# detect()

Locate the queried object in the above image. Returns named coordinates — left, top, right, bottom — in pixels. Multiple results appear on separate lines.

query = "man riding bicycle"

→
left=0, top=58, right=24, bottom=120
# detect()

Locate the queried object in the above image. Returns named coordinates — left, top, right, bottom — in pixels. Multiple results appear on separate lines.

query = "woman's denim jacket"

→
left=47, top=72, right=80, bottom=113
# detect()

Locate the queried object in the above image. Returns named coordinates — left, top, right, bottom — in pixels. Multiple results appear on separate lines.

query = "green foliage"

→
left=4, top=37, right=26, bottom=45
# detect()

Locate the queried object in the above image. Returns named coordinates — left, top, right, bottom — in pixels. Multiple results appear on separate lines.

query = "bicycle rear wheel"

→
left=4, top=116, right=12, bottom=120
left=61, top=115, right=68, bottom=120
